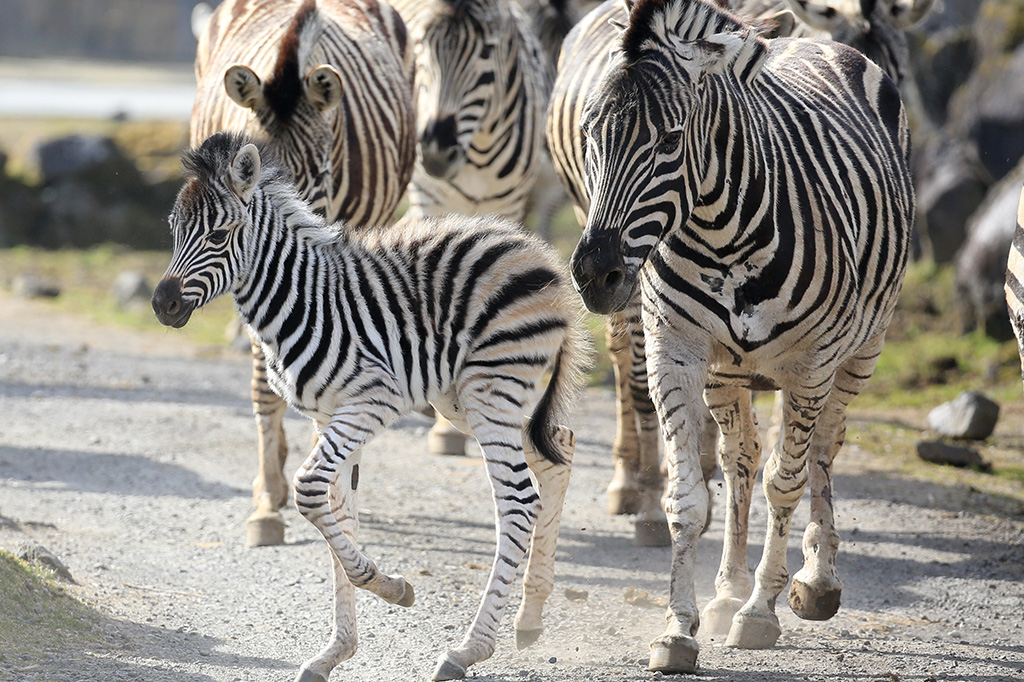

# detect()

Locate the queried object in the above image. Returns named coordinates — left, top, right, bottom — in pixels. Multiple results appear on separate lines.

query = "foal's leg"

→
left=701, top=385, right=761, bottom=635
left=246, top=336, right=292, bottom=546
left=432, top=384, right=541, bottom=681
left=514, top=423, right=575, bottom=649
left=726, top=373, right=834, bottom=649
left=296, top=443, right=362, bottom=682
left=789, top=336, right=884, bottom=621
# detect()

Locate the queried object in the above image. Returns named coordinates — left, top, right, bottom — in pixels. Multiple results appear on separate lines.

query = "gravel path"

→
left=1, top=292, right=1022, bottom=682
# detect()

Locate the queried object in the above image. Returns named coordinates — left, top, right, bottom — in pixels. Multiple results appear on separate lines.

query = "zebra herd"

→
left=153, top=0, right=936, bottom=679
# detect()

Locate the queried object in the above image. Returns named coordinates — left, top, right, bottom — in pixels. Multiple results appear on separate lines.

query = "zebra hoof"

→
left=294, top=666, right=328, bottom=682
left=634, top=517, right=671, bottom=547
left=700, top=596, right=746, bottom=636
left=387, top=578, right=415, bottom=608
left=607, top=485, right=641, bottom=515
left=431, top=654, right=466, bottom=681
left=648, top=634, right=699, bottom=673
left=427, top=427, right=467, bottom=457
left=515, top=627, right=543, bottom=650
left=788, top=578, right=841, bottom=621
left=245, top=512, right=285, bottom=547
left=725, top=611, right=781, bottom=649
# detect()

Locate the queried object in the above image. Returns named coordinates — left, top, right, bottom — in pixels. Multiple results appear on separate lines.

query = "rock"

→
left=907, top=28, right=976, bottom=127
left=35, top=135, right=122, bottom=184
left=17, top=542, right=75, bottom=583
left=112, top=270, right=153, bottom=309
left=914, top=137, right=991, bottom=263
left=564, top=587, right=589, bottom=602
left=927, top=390, right=1001, bottom=440
left=916, top=441, right=987, bottom=469
left=954, top=161, right=1024, bottom=340
left=11, top=274, right=61, bottom=299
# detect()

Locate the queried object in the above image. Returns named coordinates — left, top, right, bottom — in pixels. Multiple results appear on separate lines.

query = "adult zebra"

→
left=561, top=0, right=913, bottom=670
left=153, top=132, right=588, bottom=682
left=1006, top=185, right=1024, bottom=391
left=387, top=0, right=553, bottom=456
left=191, top=0, right=416, bottom=546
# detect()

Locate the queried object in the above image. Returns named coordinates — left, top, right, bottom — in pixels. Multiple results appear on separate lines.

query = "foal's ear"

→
left=229, top=143, right=261, bottom=204
left=224, top=64, right=264, bottom=110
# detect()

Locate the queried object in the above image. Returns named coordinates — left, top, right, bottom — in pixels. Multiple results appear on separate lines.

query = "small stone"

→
left=112, top=270, right=152, bottom=309
left=564, top=587, right=589, bottom=602
left=12, top=274, right=61, bottom=299
left=927, top=390, right=1000, bottom=440
left=17, top=542, right=75, bottom=583
left=915, top=441, right=988, bottom=470
left=548, top=657, right=557, bottom=664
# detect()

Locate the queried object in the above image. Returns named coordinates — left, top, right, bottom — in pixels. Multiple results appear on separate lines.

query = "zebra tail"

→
left=527, top=313, right=591, bottom=466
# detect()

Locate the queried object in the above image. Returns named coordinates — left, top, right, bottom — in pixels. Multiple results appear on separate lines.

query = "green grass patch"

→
left=0, top=550, right=108, bottom=669
left=1, top=244, right=237, bottom=347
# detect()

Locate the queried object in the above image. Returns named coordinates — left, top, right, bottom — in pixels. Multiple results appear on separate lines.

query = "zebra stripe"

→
left=191, top=0, right=417, bottom=547
left=153, top=132, right=588, bottom=682
left=391, top=0, right=551, bottom=221
left=564, top=0, right=912, bottom=670
left=1007, top=184, right=1024, bottom=389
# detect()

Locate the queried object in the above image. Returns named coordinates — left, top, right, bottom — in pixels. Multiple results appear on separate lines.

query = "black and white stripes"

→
left=153, top=132, right=588, bottom=682
left=558, top=0, right=913, bottom=671
left=1006, top=184, right=1024, bottom=390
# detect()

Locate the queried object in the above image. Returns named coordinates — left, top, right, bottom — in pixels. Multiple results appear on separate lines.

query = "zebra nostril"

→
left=165, top=299, right=181, bottom=316
left=602, top=268, right=624, bottom=293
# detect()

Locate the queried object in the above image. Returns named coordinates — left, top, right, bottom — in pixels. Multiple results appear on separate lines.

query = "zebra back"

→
left=192, top=0, right=416, bottom=226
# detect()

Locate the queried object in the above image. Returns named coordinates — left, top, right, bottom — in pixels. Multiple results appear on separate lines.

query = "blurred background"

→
left=0, top=0, right=1023, bottom=489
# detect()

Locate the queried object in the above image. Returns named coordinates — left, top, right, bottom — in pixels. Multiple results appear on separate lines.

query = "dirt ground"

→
left=1, top=291, right=1023, bottom=682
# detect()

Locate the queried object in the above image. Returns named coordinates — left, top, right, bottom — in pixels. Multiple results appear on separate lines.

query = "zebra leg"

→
left=726, top=376, right=833, bottom=650
left=295, top=446, right=361, bottom=682
left=700, top=386, right=761, bottom=635
left=644, top=344, right=709, bottom=674
left=789, top=339, right=882, bottom=621
left=606, top=312, right=641, bottom=515
left=514, top=423, right=575, bottom=649
left=246, top=336, right=291, bottom=547
left=294, top=409, right=413, bottom=680
left=432, top=396, right=541, bottom=681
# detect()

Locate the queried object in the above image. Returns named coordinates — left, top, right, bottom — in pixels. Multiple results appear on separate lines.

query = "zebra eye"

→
left=208, top=229, right=229, bottom=244
left=657, top=131, right=681, bottom=153
left=480, top=43, right=494, bottom=60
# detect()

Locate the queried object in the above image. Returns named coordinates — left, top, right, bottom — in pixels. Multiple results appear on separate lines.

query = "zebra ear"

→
left=229, top=143, right=262, bottom=205
left=305, top=65, right=343, bottom=113
left=780, top=0, right=849, bottom=33
left=673, top=31, right=746, bottom=79
left=891, top=0, right=935, bottom=29
left=755, top=10, right=797, bottom=39
left=224, top=65, right=264, bottom=111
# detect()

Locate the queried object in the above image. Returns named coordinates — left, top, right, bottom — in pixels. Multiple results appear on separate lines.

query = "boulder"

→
left=11, top=274, right=61, bottom=299
left=954, top=161, right=1024, bottom=339
left=17, top=542, right=75, bottom=583
left=927, top=390, right=1001, bottom=440
left=914, top=137, right=991, bottom=263
left=112, top=270, right=153, bottom=309
left=915, top=440, right=989, bottom=469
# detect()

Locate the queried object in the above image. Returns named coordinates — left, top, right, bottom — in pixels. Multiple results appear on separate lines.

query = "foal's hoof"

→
left=725, top=611, right=781, bottom=649
left=789, top=578, right=841, bottom=621
left=648, top=634, right=699, bottom=673
left=607, top=485, right=641, bottom=515
left=431, top=654, right=466, bottom=681
left=515, top=627, right=543, bottom=650
left=700, top=596, right=746, bottom=636
left=385, top=578, right=415, bottom=607
left=634, top=517, right=671, bottom=547
left=428, top=427, right=467, bottom=457
left=295, top=666, right=328, bottom=682
left=246, top=511, right=285, bottom=547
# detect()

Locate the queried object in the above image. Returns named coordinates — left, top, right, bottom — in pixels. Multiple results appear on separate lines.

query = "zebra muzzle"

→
left=152, top=278, right=196, bottom=329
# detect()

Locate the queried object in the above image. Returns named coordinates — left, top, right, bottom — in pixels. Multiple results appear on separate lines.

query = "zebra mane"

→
left=263, top=0, right=321, bottom=123
left=620, top=0, right=749, bottom=63
left=182, top=132, right=289, bottom=194
left=436, top=0, right=499, bottom=18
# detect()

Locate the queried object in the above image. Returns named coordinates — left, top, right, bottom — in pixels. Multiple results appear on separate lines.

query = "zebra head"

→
left=219, top=1, right=342, bottom=214
left=571, top=0, right=749, bottom=314
left=781, top=0, right=935, bottom=84
left=153, top=134, right=264, bottom=329
left=414, top=0, right=513, bottom=180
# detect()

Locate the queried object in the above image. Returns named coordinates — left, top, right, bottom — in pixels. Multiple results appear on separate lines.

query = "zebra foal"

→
left=567, top=0, right=912, bottom=670
left=191, top=0, right=417, bottom=547
left=152, top=133, right=589, bottom=682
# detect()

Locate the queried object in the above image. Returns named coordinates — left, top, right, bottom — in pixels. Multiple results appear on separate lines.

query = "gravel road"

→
left=1, top=292, right=1022, bottom=682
